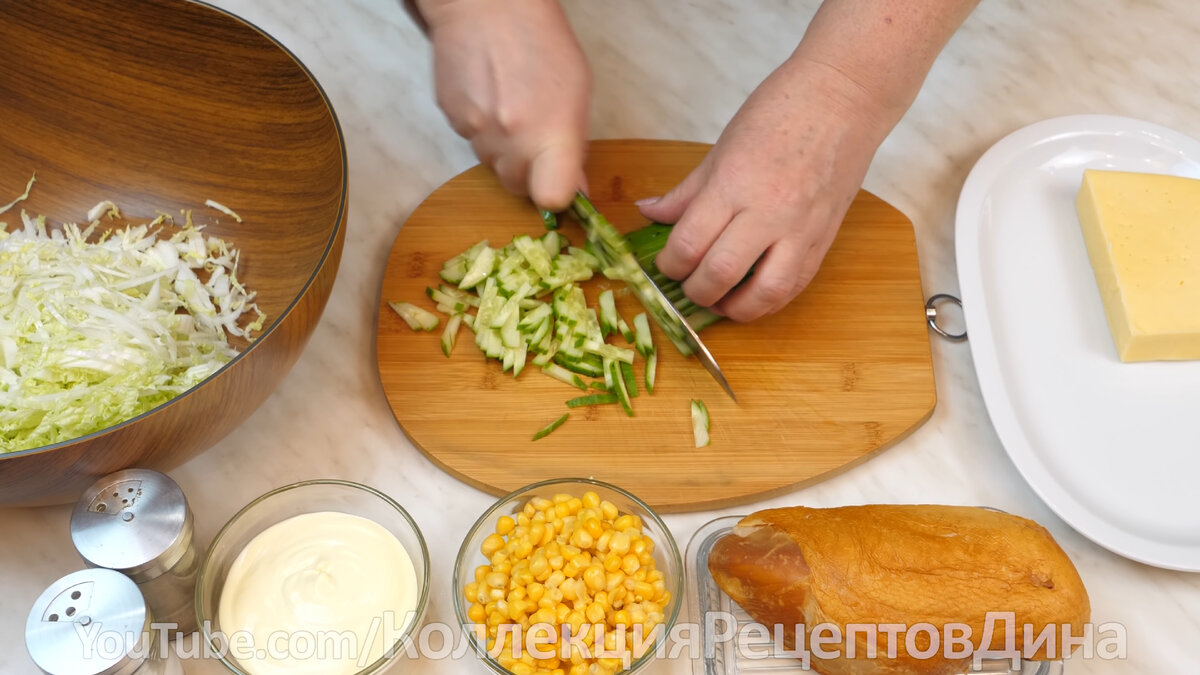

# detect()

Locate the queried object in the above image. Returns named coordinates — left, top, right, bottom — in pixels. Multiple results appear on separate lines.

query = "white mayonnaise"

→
left=218, top=511, right=419, bottom=675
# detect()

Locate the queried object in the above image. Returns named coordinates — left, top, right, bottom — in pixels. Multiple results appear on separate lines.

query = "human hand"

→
left=639, top=58, right=896, bottom=322
left=417, top=0, right=591, bottom=210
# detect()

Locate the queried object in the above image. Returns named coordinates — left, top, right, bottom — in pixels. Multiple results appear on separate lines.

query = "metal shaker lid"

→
left=26, top=568, right=151, bottom=675
left=71, top=469, right=192, bottom=581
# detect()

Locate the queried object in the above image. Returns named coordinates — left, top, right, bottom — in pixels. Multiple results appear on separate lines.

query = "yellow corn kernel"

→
left=488, top=587, right=505, bottom=602
left=593, top=590, right=608, bottom=607
left=561, top=578, right=578, bottom=602
left=583, top=517, right=603, bottom=540
left=541, top=526, right=555, bottom=546
left=552, top=493, right=572, bottom=505
left=599, top=500, right=619, bottom=521
left=529, top=522, right=546, bottom=546
left=611, top=608, right=631, bottom=628
left=613, top=515, right=636, bottom=531
left=515, top=539, right=534, bottom=560
left=517, top=512, right=531, bottom=527
left=566, top=497, right=582, bottom=515
left=629, top=604, right=647, bottom=624
left=605, top=570, right=625, bottom=590
left=603, top=629, right=618, bottom=652
left=546, top=570, right=565, bottom=588
left=552, top=503, right=568, bottom=519
left=581, top=491, right=601, bottom=509
left=608, top=586, right=626, bottom=607
left=549, top=554, right=565, bottom=572
left=508, top=586, right=527, bottom=603
left=532, top=510, right=546, bottom=524
left=566, top=610, right=586, bottom=636
left=646, top=569, right=664, bottom=584
left=621, top=554, right=640, bottom=576
left=569, top=664, right=588, bottom=675
left=651, top=579, right=666, bottom=601
left=633, top=581, right=654, bottom=602
left=584, top=601, right=606, bottom=624
left=595, top=530, right=612, bottom=553
left=523, top=502, right=537, bottom=518
left=562, top=560, right=581, bottom=578
left=608, top=532, right=630, bottom=556
left=603, top=553, right=622, bottom=572
left=526, top=582, right=545, bottom=603
left=531, top=607, right=555, bottom=625
left=582, top=565, right=606, bottom=593
left=485, top=571, right=508, bottom=589
left=529, top=555, right=549, bottom=579
left=597, top=658, right=624, bottom=674
left=496, top=515, right=516, bottom=535
left=530, top=497, right=553, bottom=510
left=570, top=529, right=594, bottom=550
left=475, top=565, right=491, bottom=583
left=468, top=602, right=486, bottom=623
left=464, top=581, right=480, bottom=602
left=511, top=663, right=533, bottom=675
left=555, top=604, right=571, bottom=622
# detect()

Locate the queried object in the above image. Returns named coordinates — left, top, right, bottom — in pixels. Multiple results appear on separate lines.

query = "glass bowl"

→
left=454, top=478, right=683, bottom=675
left=196, top=480, right=430, bottom=675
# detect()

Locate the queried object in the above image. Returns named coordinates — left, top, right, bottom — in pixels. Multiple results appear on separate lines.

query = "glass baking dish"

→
left=685, top=516, right=1065, bottom=675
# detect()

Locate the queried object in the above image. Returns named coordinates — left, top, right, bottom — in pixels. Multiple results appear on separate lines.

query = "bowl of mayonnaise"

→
left=196, top=480, right=429, bottom=675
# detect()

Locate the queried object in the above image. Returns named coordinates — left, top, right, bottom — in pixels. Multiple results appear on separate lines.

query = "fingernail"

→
left=635, top=196, right=661, bottom=207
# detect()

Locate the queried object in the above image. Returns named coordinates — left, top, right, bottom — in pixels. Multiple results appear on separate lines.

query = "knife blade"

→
left=570, top=192, right=737, bottom=401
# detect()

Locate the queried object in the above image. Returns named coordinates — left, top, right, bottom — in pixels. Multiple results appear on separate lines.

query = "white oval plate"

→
left=956, top=114, right=1200, bottom=571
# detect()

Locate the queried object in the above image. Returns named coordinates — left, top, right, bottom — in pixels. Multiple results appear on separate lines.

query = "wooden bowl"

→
left=0, top=0, right=347, bottom=506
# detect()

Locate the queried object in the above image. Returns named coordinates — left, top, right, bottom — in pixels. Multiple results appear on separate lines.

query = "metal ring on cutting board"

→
left=925, top=293, right=967, bottom=342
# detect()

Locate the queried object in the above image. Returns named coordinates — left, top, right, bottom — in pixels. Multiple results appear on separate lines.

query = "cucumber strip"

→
left=434, top=300, right=467, bottom=315
left=439, top=258, right=467, bottom=285
left=620, top=361, right=638, bottom=398
left=687, top=308, right=723, bottom=332
left=602, top=357, right=614, bottom=391
left=474, top=277, right=498, bottom=329
left=566, top=246, right=600, bottom=271
left=527, top=318, right=553, bottom=350
left=518, top=298, right=544, bottom=310
left=389, top=302, right=440, bottom=331
left=532, top=350, right=553, bottom=367
left=458, top=246, right=495, bottom=290
left=644, top=351, right=658, bottom=394
left=633, top=312, right=654, bottom=357
left=598, top=289, right=618, bottom=338
left=532, top=413, right=569, bottom=441
left=542, top=230, right=563, bottom=255
left=501, top=348, right=515, bottom=373
left=501, top=310, right=522, bottom=348
left=541, top=209, right=559, bottom=231
left=583, top=339, right=635, bottom=365
left=590, top=381, right=610, bottom=392
left=518, top=303, right=552, bottom=331
left=514, top=234, right=553, bottom=279
left=542, top=364, right=587, bottom=391
left=566, top=393, right=619, bottom=408
left=691, top=399, right=710, bottom=447
left=512, top=340, right=528, bottom=377
left=433, top=285, right=481, bottom=307
left=608, top=360, right=634, bottom=417
left=440, top=313, right=463, bottom=356
left=617, top=318, right=635, bottom=344
left=552, top=353, right=604, bottom=378
left=584, top=308, right=604, bottom=342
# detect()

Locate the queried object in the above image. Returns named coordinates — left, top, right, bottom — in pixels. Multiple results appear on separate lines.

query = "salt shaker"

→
left=25, top=568, right=171, bottom=675
left=70, top=469, right=200, bottom=637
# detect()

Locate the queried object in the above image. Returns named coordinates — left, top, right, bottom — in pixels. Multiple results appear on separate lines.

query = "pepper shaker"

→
left=71, top=469, right=200, bottom=637
left=25, top=568, right=171, bottom=675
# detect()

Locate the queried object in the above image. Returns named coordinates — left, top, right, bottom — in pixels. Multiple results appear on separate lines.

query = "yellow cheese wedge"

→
left=1076, top=169, right=1200, bottom=362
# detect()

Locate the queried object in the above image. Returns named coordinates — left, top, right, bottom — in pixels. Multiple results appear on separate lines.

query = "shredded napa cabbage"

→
left=0, top=179, right=264, bottom=453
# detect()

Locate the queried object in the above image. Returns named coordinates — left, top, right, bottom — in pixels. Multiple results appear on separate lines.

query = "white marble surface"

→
left=3, top=0, right=1200, bottom=672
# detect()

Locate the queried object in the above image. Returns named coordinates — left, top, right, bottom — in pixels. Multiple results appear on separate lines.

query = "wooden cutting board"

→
left=376, top=140, right=934, bottom=512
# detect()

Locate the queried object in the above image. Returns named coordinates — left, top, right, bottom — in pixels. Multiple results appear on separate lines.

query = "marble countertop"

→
left=3, top=0, right=1198, bottom=672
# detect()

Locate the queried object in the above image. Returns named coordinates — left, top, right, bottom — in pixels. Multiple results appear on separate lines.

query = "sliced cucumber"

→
left=645, top=351, right=658, bottom=394
left=583, top=340, right=634, bottom=365
left=620, top=361, right=638, bottom=398
left=608, top=360, right=634, bottom=417
left=690, top=399, right=710, bottom=447
left=458, top=245, right=496, bottom=290
left=542, top=363, right=587, bottom=391
left=633, top=312, right=654, bottom=357
left=617, top=318, right=634, bottom=344
left=566, top=393, right=618, bottom=408
left=440, top=313, right=463, bottom=356
left=389, top=302, right=440, bottom=331
left=598, top=289, right=618, bottom=338
left=532, top=413, right=569, bottom=441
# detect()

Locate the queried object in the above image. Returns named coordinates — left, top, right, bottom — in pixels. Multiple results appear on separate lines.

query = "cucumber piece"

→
left=608, top=360, right=634, bottom=417
left=541, top=208, right=559, bottom=231
left=598, top=290, right=618, bottom=338
left=583, top=340, right=634, bottom=365
left=633, top=312, right=654, bottom=357
left=439, top=258, right=467, bottom=285
left=617, top=318, right=634, bottom=344
left=458, top=246, right=496, bottom=290
left=566, top=393, right=619, bottom=408
left=532, top=413, right=569, bottom=441
left=620, top=361, right=638, bottom=398
left=389, top=302, right=440, bottom=331
left=514, top=234, right=553, bottom=279
left=542, top=230, right=564, bottom=255
left=542, top=364, right=587, bottom=391
left=440, top=313, right=463, bottom=356
left=590, top=381, right=610, bottom=392
left=691, top=399, right=710, bottom=447
left=645, top=351, right=658, bottom=394
left=566, top=246, right=600, bottom=271
left=518, top=303, right=552, bottom=332
left=552, top=353, right=604, bottom=378
left=512, top=340, right=528, bottom=377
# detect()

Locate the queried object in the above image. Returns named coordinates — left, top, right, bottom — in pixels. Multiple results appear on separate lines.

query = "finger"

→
left=528, top=136, right=587, bottom=211
left=636, top=156, right=710, bottom=225
left=653, top=187, right=732, bottom=281
left=713, top=238, right=810, bottom=323
left=679, top=211, right=775, bottom=308
left=493, top=151, right=531, bottom=197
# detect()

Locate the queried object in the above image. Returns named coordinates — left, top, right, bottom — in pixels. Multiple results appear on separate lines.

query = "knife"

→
left=570, top=192, right=737, bottom=402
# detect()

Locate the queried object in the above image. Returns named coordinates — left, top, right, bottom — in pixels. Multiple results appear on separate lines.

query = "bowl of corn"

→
left=454, top=478, right=683, bottom=675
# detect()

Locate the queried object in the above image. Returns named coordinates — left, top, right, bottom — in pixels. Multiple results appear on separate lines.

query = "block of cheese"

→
left=1075, top=169, right=1200, bottom=362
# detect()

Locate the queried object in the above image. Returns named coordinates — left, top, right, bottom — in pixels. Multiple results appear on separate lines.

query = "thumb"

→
left=528, top=138, right=587, bottom=212
left=636, top=159, right=710, bottom=224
